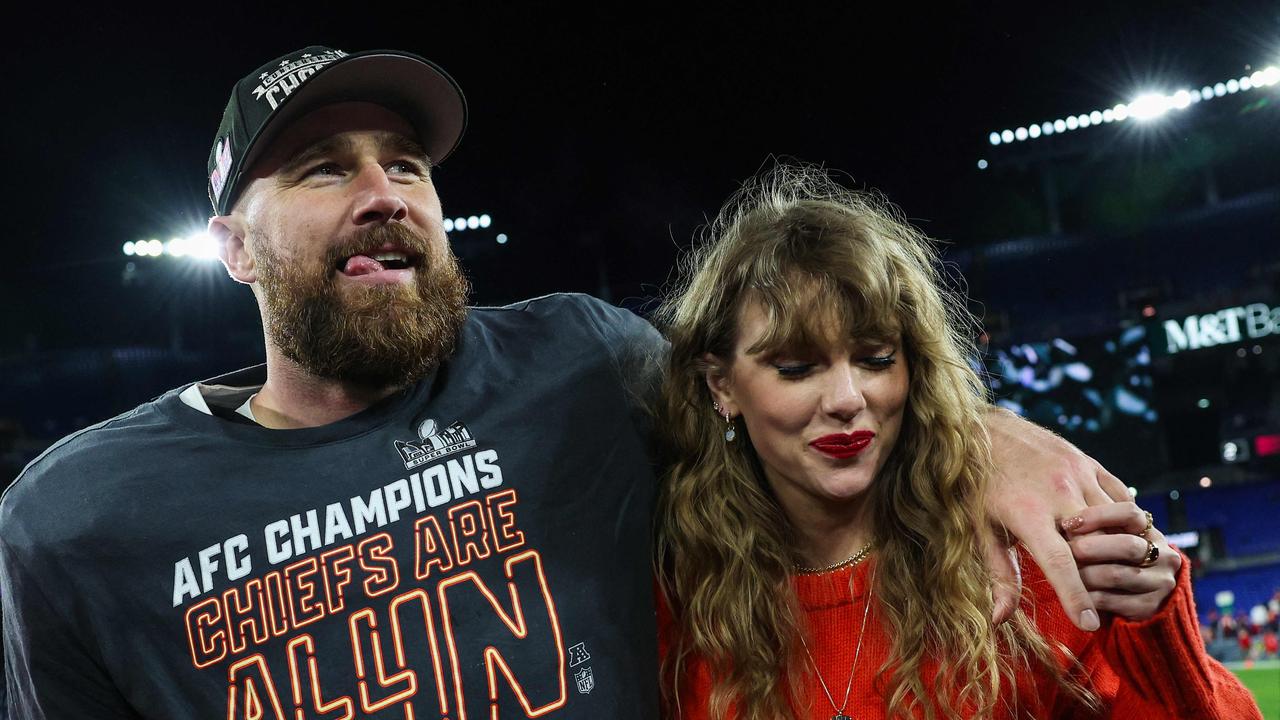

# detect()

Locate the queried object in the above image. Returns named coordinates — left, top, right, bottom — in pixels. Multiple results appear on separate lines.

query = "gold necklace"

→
left=798, top=563, right=875, bottom=720
left=793, top=542, right=874, bottom=575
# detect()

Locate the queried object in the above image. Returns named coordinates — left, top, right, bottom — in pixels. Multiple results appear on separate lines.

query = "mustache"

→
left=322, top=223, right=436, bottom=271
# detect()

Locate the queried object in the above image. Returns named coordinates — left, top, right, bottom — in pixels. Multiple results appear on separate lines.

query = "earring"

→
left=712, top=401, right=737, bottom=442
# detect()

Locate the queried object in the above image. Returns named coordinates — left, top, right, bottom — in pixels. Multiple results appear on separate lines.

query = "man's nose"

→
left=822, top=364, right=868, bottom=421
left=350, top=165, right=408, bottom=226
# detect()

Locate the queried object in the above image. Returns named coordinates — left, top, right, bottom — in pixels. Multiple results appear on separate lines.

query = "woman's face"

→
left=708, top=301, right=910, bottom=514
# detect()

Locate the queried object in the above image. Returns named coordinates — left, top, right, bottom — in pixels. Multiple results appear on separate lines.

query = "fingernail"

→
left=1061, top=516, right=1085, bottom=534
left=1080, top=609, right=1100, bottom=631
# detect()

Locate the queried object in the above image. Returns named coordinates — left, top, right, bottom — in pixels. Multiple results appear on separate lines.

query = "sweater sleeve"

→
left=1077, top=550, right=1263, bottom=719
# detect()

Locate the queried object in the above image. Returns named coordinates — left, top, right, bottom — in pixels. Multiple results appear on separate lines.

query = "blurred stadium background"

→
left=2, top=4, right=1278, bottom=715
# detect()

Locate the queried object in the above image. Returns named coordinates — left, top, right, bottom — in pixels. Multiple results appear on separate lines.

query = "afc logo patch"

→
left=567, top=642, right=591, bottom=667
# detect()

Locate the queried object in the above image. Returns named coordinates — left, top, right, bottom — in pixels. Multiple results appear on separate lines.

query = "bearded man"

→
left=1, top=47, right=1130, bottom=719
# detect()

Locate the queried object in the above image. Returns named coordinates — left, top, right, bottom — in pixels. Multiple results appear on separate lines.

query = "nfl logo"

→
left=574, top=666, right=595, bottom=694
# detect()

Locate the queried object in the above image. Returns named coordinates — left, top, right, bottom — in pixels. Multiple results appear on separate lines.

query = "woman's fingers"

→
left=1070, top=523, right=1183, bottom=622
left=1079, top=563, right=1176, bottom=595
left=1061, top=501, right=1149, bottom=537
left=1068, top=530, right=1152, bottom=565
left=1090, top=588, right=1176, bottom=621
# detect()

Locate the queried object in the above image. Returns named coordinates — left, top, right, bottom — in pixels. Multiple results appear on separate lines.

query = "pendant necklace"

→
left=797, top=554, right=874, bottom=720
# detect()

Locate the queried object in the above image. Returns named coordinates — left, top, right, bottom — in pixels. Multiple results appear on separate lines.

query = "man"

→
left=1, top=47, right=1128, bottom=719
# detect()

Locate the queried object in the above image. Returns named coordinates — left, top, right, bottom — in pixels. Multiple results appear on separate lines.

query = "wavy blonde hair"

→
left=654, top=163, right=1095, bottom=720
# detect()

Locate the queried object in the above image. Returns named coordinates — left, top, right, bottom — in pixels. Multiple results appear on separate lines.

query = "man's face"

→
left=232, top=102, right=469, bottom=387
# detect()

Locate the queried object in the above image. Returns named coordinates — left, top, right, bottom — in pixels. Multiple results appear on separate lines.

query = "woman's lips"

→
left=809, top=431, right=876, bottom=459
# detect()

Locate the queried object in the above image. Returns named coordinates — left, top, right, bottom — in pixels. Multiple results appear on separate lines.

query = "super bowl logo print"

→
left=395, top=418, right=477, bottom=469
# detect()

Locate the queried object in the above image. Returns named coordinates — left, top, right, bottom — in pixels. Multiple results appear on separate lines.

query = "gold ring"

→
left=1140, top=510, right=1154, bottom=538
left=1139, top=538, right=1160, bottom=568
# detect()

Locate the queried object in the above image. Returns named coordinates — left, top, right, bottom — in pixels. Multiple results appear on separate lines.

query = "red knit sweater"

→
left=660, top=550, right=1262, bottom=719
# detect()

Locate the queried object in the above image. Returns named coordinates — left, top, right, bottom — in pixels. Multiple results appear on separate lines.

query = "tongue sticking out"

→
left=342, top=255, right=386, bottom=276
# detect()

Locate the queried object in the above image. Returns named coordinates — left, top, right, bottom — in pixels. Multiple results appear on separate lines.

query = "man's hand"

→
left=984, top=408, right=1130, bottom=631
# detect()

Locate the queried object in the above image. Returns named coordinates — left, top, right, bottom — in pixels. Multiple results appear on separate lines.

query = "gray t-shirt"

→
left=1, top=293, right=665, bottom=720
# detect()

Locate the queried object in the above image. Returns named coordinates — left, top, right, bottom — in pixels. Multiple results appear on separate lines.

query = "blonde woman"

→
left=655, top=164, right=1260, bottom=719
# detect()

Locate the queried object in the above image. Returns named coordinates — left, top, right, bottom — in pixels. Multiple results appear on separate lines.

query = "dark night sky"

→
left=4, top=1, right=1278, bottom=354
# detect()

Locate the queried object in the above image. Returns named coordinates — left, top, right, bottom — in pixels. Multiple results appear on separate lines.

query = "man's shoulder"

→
left=1, top=389, right=182, bottom=522
left=473, top=292, right=632, bottom=323
left=470, top=292, right=664, bottom=350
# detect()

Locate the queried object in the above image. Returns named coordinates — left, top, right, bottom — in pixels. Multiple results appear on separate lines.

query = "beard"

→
left=253, top=223, right=470, bottom=388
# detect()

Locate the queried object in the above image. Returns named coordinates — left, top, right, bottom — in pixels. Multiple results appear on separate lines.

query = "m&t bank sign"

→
left=1164, top=303, right=1279, bottom=354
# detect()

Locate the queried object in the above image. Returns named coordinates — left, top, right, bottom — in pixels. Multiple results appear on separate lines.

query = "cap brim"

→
left=234, top=50, right=466, bottom=201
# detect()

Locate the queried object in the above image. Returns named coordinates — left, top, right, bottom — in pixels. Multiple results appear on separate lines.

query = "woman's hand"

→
left=1063, top=501, right=1182, bottom=621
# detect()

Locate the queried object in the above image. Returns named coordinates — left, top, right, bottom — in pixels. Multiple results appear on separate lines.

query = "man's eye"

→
left=305, top=163, right=342, bottom=177
left=387, top=160, right=427, bottom=175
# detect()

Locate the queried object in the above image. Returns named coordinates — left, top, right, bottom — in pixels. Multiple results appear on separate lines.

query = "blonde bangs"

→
left=742, top=273, right=904, bottom=360
left=729, top=201, right=907, bottom=360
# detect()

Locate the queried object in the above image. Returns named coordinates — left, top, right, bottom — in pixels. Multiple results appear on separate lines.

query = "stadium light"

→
left=443, top=213, right=496, bottom=233
left=121, top=232, right=220, bottom=261
left=986, top=63, right=1279, bottom=145
left=186, top=232, right=221, bottom=260
left=1129, top=93, right=1173, bottom=121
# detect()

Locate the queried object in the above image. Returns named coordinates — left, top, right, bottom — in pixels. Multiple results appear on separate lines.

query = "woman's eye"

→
left=863, top=351, right=897, bottom=369
left=773, top=363, right=814, bottom=378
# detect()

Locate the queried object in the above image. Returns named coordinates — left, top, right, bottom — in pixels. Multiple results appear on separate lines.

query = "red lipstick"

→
left=809, top=431, right=875, bottom=459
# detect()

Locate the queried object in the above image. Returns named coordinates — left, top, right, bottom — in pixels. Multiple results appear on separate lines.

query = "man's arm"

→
left=1, top=485, right=136, bottom=719
left=983, top=407, right=1130, bottom=631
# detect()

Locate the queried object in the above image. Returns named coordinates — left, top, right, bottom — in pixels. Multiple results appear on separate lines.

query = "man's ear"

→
left=702, top=353, right=738, bottom=417
left=209, top=215, right=256, bottom=284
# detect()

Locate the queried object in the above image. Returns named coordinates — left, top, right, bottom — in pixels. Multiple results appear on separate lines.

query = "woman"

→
left=655, top=163, right=1260, bottom=719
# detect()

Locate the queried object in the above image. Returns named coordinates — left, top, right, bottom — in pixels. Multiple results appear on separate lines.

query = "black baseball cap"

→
left=207, top=46, right=467, bottom=215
